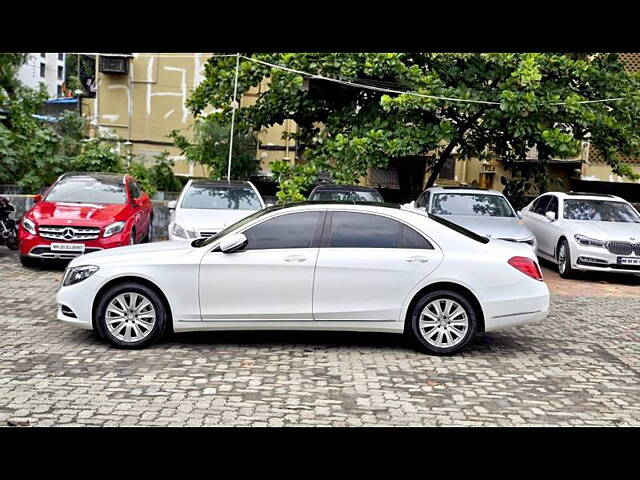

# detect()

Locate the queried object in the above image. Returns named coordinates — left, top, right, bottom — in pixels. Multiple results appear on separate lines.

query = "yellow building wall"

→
left=89, top=53, right=295, bottom=178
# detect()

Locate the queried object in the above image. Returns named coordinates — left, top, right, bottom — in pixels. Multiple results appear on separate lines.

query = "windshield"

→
left=310, top=190, right=384, bottom=203
left=563, top=200, right=640, bottom=222
left=44, top=178, right=126, bottom=204
left=181, top=185, right=262, bottom=210
left=431, top=193, right=515, bottom=217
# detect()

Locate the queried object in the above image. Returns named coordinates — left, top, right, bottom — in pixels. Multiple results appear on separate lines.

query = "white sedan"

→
left=521, top=191, right=640, bottom=278
left=56, top=203, right=549, bottom=355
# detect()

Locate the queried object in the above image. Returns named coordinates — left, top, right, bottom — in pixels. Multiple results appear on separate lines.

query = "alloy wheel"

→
left=105, top=292, right=156, bottom=343
left=418, top=298, right=469, bottom=348
left=558, top=244, right=567, bottom=274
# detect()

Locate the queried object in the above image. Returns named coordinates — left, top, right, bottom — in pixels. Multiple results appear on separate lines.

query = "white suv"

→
left=168, top=180, right=265, bottom=241
left=521, top=191, right=640, bottom=278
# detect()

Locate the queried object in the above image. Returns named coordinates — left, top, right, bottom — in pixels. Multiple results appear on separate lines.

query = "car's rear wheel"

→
left=95, top=282, right=167, bottom=349
left=408, top=290, right=477, bottom=355
left=20, top=255, right=40, bottom=268
left=557, top=239, right=576, bottom=279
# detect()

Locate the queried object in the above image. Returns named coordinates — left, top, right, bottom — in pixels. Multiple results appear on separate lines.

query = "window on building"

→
left=40, top=63, right=46, bottom=77
left=58, top=53, right=63, bottom=61
left=57, top=85, right=62, bottom=98
left=57, top=66, right=63, bottom=80
left=438, top=157, right=456, bottom=180
left=40, top=53, right=46, bottom=58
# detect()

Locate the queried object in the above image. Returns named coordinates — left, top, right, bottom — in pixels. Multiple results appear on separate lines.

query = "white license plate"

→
left=50, top=243, right=85, bottom=253
left=618, top=257, right=640, bottom=265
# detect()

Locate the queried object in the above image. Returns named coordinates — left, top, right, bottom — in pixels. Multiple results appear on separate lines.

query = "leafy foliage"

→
left=188, top=53, right=640, bottom=197
left=270, top=160, right=317, bottom=203
left=169, top=116, right=259, bottom=181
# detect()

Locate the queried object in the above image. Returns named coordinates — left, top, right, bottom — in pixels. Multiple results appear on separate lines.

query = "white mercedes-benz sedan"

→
left=521, top=191, right=640, bottom=278
left=56, top=203, right=549, bottom=355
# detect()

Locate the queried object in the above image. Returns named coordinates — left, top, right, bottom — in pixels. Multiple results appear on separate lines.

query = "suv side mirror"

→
left=33, top=194, right=42, bottom=203
left=517, top=210, right=523, bottom=219
left=219, top=233, right=247, bottom=253
left=545, top=211, right=556, bottom=221
left=167, top=200, right=177, bottom=210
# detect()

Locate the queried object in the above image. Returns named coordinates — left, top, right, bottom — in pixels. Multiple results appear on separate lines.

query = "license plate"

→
left=50, top=243, right=85, bottom=253
left=618, top=257, right=640, bottom=265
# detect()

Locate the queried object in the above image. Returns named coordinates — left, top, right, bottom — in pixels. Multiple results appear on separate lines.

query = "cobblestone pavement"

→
left=1, top=249, right=638, bottom=427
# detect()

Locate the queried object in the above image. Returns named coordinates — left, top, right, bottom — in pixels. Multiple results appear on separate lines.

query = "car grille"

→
left=198, top=231, right=218, bottom=238
left=606, top=241, right=634, bottom=256
left=39, top=225, right=100, bottom=241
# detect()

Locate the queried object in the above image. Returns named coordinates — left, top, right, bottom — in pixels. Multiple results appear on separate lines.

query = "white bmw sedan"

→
left=521, top=191, right=640, bottom=278
left=56, top=203, right=549, bottom=355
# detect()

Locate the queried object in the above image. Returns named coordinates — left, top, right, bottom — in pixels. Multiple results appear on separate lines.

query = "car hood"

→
left=439, top=215, right=534, bottom=240
left=563, top=220, right=640, bottom=241
left=69, top=240, right=195, bottom=267
left=173, top=208, right=258, bottom=231
left=29, top=201, right=129, bottom=225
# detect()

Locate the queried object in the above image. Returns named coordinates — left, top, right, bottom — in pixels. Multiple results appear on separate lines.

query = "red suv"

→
left=18, top=172, right=153, bottom=267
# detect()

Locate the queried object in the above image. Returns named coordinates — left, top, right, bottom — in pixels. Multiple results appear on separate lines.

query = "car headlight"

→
left=62, top=265, right=99, bottom=287
left=103, top=221, right=126, bottom=238
left=171, top=223, right=197, bottom=239
left=574, top=234, right=606, bottom=248
left=22, top=217, right=37, bottom=235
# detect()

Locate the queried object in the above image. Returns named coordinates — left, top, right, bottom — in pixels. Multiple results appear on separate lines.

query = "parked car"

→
left=18, top=172, right=153, bottom=267
left=521, top=191, right=640, bottom=278
left=404, top=186, right=536, bottom=248
left=56, top=202, right=549, bottom=354
left=168, top=179, right=265, bottom=241
left=308, top=184, right=384, bottom=203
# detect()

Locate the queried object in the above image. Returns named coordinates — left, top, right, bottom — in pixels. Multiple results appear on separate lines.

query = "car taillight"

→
left=508, top=256, right=543, bottom=281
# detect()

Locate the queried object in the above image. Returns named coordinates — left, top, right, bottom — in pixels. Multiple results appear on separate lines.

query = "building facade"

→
left=82, top=53, right=295, bottom=177
left=17, top=53, right=66, bottom=99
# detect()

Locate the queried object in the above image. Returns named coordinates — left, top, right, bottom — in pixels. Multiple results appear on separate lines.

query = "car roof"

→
left=188, top=179, right=252, bottom=187
left=545, top=191, right=626, bottom=201
left=58, top=172, right=126, bottom=184
left=311, top=184, right=380, bottom=192
left=425, top=186, right=503, bottom=195
left=276, top=200, right=399, bottom=210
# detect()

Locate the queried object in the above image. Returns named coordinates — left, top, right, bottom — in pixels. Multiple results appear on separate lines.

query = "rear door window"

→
left=533, top=195, right=551, bottom=215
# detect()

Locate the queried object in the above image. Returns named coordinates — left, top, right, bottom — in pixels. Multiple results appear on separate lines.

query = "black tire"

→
left=95, top=282, right=168, bottom=349
left=20, top=255, right=40, bottom=268
left=557, top=238, right=576, bottom=279
left=143, top=216, right=153, bottom=243
left=408, top=290, right=477, bottom=355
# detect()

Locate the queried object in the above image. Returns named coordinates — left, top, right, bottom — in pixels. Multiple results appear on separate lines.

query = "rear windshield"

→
left=431, top=193, right=515, bottom=217
left=428, top=213, right=490, bottom=244
left=44, top=178, right=126, bottom=205
left=310, top=190, right=384, bottom=203
left=181, top=185, right=262, bottom=210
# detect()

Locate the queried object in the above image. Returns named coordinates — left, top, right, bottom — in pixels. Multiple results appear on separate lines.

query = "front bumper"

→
left=570, top=242, right=640, bottom=274
left=56, top=272, right=105, bottom=330
left=19, top=230, right=131, bottom=260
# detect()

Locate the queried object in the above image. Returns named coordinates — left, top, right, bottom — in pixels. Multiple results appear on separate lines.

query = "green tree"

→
left=187, top=53, right=640, bottom=198
left=169, top=116, right=259, bottom=180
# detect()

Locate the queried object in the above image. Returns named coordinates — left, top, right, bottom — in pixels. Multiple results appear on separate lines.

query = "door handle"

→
left=405, top=256, right=429, bottom=263
left=283, top=254, right=307, bottom=262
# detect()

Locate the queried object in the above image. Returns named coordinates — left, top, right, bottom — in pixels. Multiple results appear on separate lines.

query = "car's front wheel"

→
left=557, top=239, right=576, bottom=279
left=408, top=290, right=477, bottom=355
left=95, top=282, right=168, bottom=348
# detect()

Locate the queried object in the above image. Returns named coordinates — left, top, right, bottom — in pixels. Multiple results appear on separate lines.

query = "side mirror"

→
left=545, top=211, right=556, bottom=221
left=517, top=211, right=523, bottom=219
left=219, top=233, right=247, bottom=253
left=167, top=200, right=177, bottom=210
left=33, top=194, right=42, bottom=203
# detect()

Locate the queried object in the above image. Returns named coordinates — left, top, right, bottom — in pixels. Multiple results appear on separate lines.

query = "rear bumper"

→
left=479, top=280, right=550, bottom=332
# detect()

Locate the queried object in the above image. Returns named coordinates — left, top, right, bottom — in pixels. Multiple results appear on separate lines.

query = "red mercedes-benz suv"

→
left=18, top=172, right=153, bottom=267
